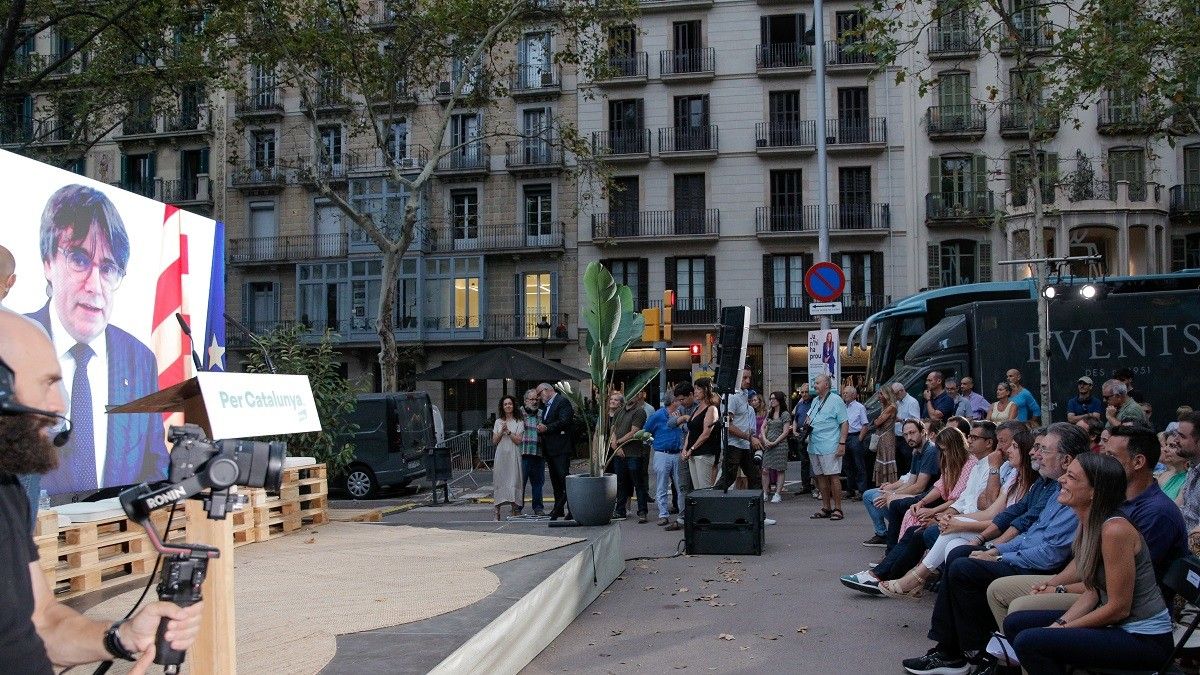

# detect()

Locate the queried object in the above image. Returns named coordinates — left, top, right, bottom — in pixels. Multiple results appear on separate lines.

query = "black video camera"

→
left=118, top=425, right=287, bottom=673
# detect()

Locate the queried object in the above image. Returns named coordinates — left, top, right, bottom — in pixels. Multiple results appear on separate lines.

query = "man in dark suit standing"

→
left=28, top=184, right=169, bottom=497
left=536, top=382, right=574, bottom=520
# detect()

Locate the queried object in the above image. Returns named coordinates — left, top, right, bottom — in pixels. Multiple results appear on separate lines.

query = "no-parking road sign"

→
left=804, top=262, right=846, bottom=303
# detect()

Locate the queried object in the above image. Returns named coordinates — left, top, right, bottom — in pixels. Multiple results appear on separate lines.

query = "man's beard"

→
left=0, top=414, right=60, bottom=476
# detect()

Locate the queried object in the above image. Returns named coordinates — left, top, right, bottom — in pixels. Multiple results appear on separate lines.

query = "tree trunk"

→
left=377, top=246, right=401, bottom=392
left=1026, top=84, right=1052, bottom=421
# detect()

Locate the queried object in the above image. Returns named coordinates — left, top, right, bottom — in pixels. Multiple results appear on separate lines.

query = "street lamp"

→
left=536, top=315, right=551, bottom=358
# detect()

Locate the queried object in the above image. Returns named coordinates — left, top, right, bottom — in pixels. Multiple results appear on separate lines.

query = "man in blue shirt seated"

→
left=902, top=423, right=1091, bottom=675
left=923, top=370, right=956, bottom=423
left=1065, top=376, right=1104, bottom=426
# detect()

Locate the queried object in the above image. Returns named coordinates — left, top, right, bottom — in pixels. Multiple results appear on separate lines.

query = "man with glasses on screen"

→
left=27, top=184, right=169, bottom=497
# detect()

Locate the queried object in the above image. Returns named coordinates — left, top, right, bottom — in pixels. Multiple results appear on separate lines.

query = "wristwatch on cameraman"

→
left=104, top=620, right=137, bottom=662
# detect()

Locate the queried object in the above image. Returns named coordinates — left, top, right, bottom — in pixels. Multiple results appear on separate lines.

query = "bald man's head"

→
left=0, top=244, right=15, bottom=303
left=0, top=310, right=63, bottom=474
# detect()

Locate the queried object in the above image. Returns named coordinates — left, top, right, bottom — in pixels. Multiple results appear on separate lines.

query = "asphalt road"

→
left=523, top=487, right=934, bottom=675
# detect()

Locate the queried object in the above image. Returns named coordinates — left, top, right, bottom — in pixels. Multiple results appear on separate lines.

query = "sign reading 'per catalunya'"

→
left=196, top=372, right=321, bottom=440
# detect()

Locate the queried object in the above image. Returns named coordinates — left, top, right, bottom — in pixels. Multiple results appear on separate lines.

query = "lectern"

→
left=109, top=371, right=320, bottom=675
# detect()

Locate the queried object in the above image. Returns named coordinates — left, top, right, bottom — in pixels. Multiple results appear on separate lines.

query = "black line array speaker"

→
left=684, top=489, right=764, bottom=555
left=713, top=305, right=749, bottom=394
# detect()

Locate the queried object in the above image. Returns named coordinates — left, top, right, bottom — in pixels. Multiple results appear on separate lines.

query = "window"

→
left=608, top=99, right=645, bottom=153
left=251, top=64, right=276, bottom=103
left=839, top=167, right=872, bottom=228
left=837, top=251, right=884, bottom=307
left=120, top=153, right=156, bottom=198
left=349, top=177, right=411, bottom=247
left=759, top=14, right=807, bottom=68
left=1105, top=88, right=1140, bottom=123
left=249, top=201, right=276, bottom=239
left=763, top=253, right=807, bottom=320
left=1009, top=69, right=1043, bottom=103
left=65, top=157, right=86, bottom=176
left=666, top=256, right=716, bottom=322
left=314, top=199, right=342, bottom=256
left=767, top=90, right=804, bottom=145
left=180, top=83, right=203, bottom=128
left=252, top=130, right=275, bottom=169
left=929, top=154, right=988, bottom=210
left=318, top=125, right=343, bottom=166
left=1009, top=151, right=1058, bottom=206
left=397, top=258, right=419, bottom=329
left=937, top=72, right=971, bottom=128
left=521, top=108, right=551, bottom=162
left=928, top=239, right=992, bottom=288
left=450, top=189, right=479, bottom=247
left=674, top=173, right=706, bottom=234
left=836, top=11, right=864, bottom=42
left=244, top=282, right=278, bottom=332
left=349, top=259, right=382, bottom=331
left=522, top=272, right=554, bottom=338
left=1172, top=234, right=1200, bottom=272
left=670, top=20, right=703, bottom=73
left=837, top=87, right=869, bottom=141
left=449, top=113, right=482, bottom=163
left=935, top=3, right=971, bottom=43
left=673, top=95, right=710, bottom=151
left=424, top=257, right=482, bottom=330
left=1185, top=146, right=1200, bottom=186
left=1108, top=147, right=1146, bottom=199
left=607, top=25, right=639, bottom=76
left=385, top=119, right=408, bottom=162
left=769, top=169, right=803, bottom=230
left=524, top=184, right=553, bottom=243
left=298, top=262, right=347, bottom=331
left=519, top=32, right=552, bottom=88
left=451, top=56, right=481, bottom=94
left=609, top=175, right=639, bottom=236
left=603, top=259, right=647, bottom=309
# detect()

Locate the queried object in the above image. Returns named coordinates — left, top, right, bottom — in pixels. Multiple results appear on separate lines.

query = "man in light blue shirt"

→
left=893, top=381, right=922, bottom=475
left=807, top=374, right=848, bottom=519
left=1007, top=368, right=1042, bottom=424
left=715, top=369, right=762, bottom=492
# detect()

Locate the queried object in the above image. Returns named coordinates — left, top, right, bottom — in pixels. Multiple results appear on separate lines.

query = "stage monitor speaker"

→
left=684, top=489, right=764, bottom=555
left=713, top=305, right=749, bottom=394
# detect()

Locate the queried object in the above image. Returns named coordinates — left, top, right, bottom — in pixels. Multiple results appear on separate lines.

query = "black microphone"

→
left=0, top=400, right=72, bottom=446
left=223, top=313, right=276, bottom=374
left=175, top=313, right=204, bottom=371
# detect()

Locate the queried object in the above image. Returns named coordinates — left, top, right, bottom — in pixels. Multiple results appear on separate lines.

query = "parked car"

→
left=338, top=392, right=436, bottom=498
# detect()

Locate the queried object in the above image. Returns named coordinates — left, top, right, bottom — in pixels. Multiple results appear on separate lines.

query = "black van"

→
left=339, top=392, right=434, bottom=499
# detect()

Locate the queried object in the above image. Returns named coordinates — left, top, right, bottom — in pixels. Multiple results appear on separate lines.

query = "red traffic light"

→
left=690, top=343, right=702, bottom=364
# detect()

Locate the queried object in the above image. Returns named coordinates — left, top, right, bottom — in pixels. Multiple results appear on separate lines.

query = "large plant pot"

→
left=565, top=473, right=618, bottom=526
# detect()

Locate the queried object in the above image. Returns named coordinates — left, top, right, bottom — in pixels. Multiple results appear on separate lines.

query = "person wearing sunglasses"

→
left=27, top=184, right=169, bottom=497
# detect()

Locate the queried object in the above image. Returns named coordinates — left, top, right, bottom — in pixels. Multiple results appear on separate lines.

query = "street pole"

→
left=998, top=254, right=1101, bottom=420
left=813, top=0, right=831, bottom=334
left=656, top=341, right=668, bottom=407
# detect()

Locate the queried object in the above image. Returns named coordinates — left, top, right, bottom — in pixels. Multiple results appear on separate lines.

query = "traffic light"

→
left=690, top=343, right=702, bottom=365
left=641, top=307, right=660, bottom=342
left=661, top=290, right=674, bottom=341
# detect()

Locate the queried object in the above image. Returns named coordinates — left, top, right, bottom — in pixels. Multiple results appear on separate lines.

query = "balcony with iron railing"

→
left=649, top=297, right=720, bottom=325
left=236, top=88, right=284, bottom=117
left=597, top=52, right=648, bottom=84
left=1064, top=179, right=1156, bottom=204
left=659, top=48, right=716, bottom=80
left=754, top=120, right=817, bottom=153
left=306, top=80, right=350, bottom=114
left=591, top=129, right=651, bottom=160
left=505, top=138, right=564, bottom=172
left=0, top=122, right=34, bottom=147
left=658, top=125, right=717, bottom=157
left=297, top=154, right=349, bottom=186
left=47, top=49, right=88, bottom=76
left=755, top=203, right=891, bottom=236
left=432, top=144, right=491, bottom=177
left=928, top=26, right=980, bottom=57
left=925, top=104, right=987, bottom=140
left=1170, top=184, right=1200, bottom=218
left=116, top=179, right=156, bottom=199
left=228, top=233, right=350, bottom=265
left=756, top=43, right=813, bottom=75
left=229, top=162, right=287, bottom=191
left=639, top=0, right=714, bottom=12
left=999, top=100, right=1060, bottom=138
left=347, top=145, right=429, bottom=175
left=1005, top=181, right=1165, bottom=224
left=425, top=221, right=565, bottom=254
left=757, top=294, right=889, bottom=325
left=119, top=113, right=158, bottom=137
left=999, top=19, right=1054, bottom=55
left=825, top=40, right=876, bottom=70
left=160, top=176, right=213, bottom=207
left=825, top=117, right=887, bottom=150
left=591, top=209, right=720, bottom=240
left=511, top=65, right=562, bottom=99
left=925, top=190, right=995, bottom=223
left=1097, top=95, right=1154, bottom=135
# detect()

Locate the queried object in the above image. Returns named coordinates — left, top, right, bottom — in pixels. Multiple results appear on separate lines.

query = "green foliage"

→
left=559, top=262, right=658, bottom=477
left=240, top=323, right=359, bottom=475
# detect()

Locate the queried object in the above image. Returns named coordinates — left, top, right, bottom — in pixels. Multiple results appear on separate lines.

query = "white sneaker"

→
left=771, top=493, right=782, bottom=503
left=764, top=517, right=777, bottom=526
left=845, top=569, right=876, bottom=584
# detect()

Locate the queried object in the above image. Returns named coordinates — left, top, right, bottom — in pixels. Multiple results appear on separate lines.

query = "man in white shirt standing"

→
left=892, top=382, right=921, bottom=475
left=843, top=385, right=870, bottom=500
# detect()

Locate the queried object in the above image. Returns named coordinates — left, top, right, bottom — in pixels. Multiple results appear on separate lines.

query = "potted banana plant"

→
left=555, top=262, right=659, bottom=526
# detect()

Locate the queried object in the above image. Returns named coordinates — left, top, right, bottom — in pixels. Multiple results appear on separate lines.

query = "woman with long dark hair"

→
left=1004, top=453, right=1173, bottom=674
left=683, top=378, right=721, bottom=490
left=758, top=391, right=794, bottom=503
left=490, top=395, right=525, bottom=521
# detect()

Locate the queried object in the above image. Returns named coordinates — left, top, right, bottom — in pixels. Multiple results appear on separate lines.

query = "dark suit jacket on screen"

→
left=29, top=303, right=170, bottom=493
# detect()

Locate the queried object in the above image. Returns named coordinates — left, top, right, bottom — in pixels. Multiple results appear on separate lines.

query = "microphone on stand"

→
left=175, top=313, right=204, bottom=372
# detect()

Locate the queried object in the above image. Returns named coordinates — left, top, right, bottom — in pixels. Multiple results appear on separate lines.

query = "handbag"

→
left=985, top=632, right=1019, bottom=667
left=869, top=432, right=880, bottom=451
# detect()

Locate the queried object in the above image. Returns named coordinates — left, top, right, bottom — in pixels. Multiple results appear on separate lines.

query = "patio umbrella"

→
left=414, top=346, right=590, bottom=384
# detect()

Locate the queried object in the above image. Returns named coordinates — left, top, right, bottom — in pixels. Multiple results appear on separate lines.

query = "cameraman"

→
left=0, top=310, right=202, bottom=673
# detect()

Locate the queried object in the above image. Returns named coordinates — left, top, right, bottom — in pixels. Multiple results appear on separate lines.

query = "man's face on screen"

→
left=44, top=225, right=119, bottom=344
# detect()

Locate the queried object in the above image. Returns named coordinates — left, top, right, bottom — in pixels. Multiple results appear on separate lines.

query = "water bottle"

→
left=38, top=489, right=50, bottom=512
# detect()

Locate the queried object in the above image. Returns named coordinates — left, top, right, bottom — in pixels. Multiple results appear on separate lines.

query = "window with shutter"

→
left=978, top=240, right=993, bottom=281
left=927, top=244, right=942, bottom=289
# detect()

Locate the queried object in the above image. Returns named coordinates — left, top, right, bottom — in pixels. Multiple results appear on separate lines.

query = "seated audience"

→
left=1156, top=432, right=1187, bottom=504
left=859, top=419, right=939, bottom=548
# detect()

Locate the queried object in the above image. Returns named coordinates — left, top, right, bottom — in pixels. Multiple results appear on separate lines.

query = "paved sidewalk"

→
left=523, top=486, right=934, bottom=675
